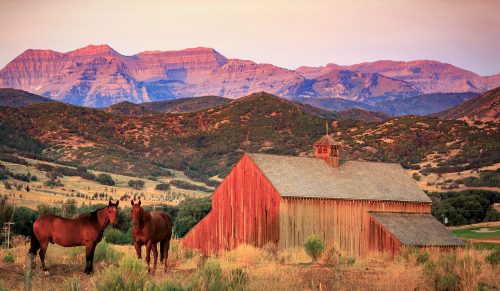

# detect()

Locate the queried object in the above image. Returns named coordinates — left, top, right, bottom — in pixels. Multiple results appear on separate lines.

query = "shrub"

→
left=95, top=173, right=115, bottom=186
left=339, top=256, right=356, bottom=265
left=95, top=257, right=147, bottom=291
left=457, top=254, right=481, bottom=291
left=189, top=259, right=247, bottom=291
left=44, top=177, right=63, bottom=187
left=416, top=251, right=430, bottom=265
left=486, top=248, right=500, bottom=266
left=128, top=180, right=145, bottom=190
left=2, top=251, right=14, bottom=264
left=93, top=240, right=123, bottom=264
left=155, top=183, right=170, bottom=191
left=303, top=235, right=325, bottom=261
left=68, top=246, right=85, bottom=261
left=169, top=180, right=212, bottom=192
left=427, top=252, right=459, bottom=291
left=401, top=246, right=419, bottom=261
left=174, top=197, right=212, bottom=237
left=3, top=181, right=12, bottom=190
left=412, top=173, right=421, bottom=181
left=62, top=278, right=81, bottom=291
left=104, top=228, right=133, bottom=245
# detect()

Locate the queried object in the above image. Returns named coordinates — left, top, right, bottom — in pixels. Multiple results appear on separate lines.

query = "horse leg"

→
left=163, top=238, right=170, bottom=271
left=152, top=244, right=158, bottom=272
left=39, top=241, right=49, bottom=271
left=84, top=242, right=96, bottom=275
left=145, top=242, right=152, bottom=273
left=134, top=241, right=142, bottom=259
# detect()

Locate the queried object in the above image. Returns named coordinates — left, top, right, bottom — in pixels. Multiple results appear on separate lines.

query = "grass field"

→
left=0, top=239, right=499, bottom=291
left=1, top=157, right=213, bottom=209
left=451, top=223, right=500, bottom=252
left=452, top=225, right=500, bottom=241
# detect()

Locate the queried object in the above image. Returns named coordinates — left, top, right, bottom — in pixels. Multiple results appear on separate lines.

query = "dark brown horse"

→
left=131, top=200, right=172, bottom=272
left=29, top=200, right=119, bottom=274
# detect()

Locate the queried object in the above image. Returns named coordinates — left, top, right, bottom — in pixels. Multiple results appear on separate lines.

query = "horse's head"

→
left=131, top=199, right=142, bottom=226
left=108, top=200, right=119, bottom=227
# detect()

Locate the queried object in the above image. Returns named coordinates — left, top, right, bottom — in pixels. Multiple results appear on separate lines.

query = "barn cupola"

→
left=313, top=134, right=341, bottom=167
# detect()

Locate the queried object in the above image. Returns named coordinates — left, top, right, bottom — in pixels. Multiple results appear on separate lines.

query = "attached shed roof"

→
left=369, top=212, right=465, bottom=246
left=247, top=153, right=431, bottom=203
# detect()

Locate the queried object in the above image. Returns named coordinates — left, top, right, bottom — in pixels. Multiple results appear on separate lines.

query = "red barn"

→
left=182, top=135, right=464, bottom=257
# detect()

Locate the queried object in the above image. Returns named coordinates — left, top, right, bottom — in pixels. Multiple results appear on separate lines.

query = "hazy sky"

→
left=1, top=0, right=499, bottom=75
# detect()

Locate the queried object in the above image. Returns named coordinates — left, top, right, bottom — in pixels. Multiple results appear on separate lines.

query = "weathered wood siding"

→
left=367, top=215, right=402, bottom=256
left=279, top=198, right=431, bottom=257
left=182, top=154, right=281, bottom=254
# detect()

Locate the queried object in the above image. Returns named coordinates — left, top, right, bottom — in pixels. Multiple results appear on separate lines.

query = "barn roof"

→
left=369, top=212, right=465, bottom=246
left=246, top=153, right=431, bottom=203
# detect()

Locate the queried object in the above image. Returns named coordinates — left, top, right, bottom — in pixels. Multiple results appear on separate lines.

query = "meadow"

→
left=0, top=237, right=499, bottom=291
left=0, top=156, right=213, bottom=210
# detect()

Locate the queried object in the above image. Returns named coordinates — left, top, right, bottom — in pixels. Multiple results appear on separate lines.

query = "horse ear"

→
left=108, top=200, right=112, bottom=206
left=115, top=200, right=119, bottom=207
left=138, top=200, right=141, bottom=206
left=131, top=200, right=134, bottom=205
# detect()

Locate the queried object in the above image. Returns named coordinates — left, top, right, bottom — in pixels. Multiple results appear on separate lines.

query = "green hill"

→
left=0, top=91, right=498, bottom=184
left=0, top=88, right=57, bottom=107
left=106, top=96, right=232, bottom=115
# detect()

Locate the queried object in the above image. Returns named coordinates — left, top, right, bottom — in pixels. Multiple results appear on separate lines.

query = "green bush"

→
left=174, top=197, right=212, bottom=237
left=95, top=257, right=147, bottom=291
left=416, top=251, right=430, bottom=265
left=94, top=240, right=123, bottom=264
left=95, top=173, right=115, bottom=186
left=128, top=180, right=145, bottom=190
left=68, top=246, right=85, bottom=260
left=2, top=250, right=14, bottom=264
left=145, top=280, right=184, bottom=291
left=424, top=252, right=459, bottom=291
left=189, top=260, right=247, bottom=291
left=303, top=235, right=325, bottom=261
left=104, top=228, right=133, bottom=245
left=155, top=183, right=170, bottom=191
left=486, top=248, right=500, bottom=266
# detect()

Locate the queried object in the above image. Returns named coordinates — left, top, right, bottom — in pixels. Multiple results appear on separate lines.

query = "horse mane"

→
left=77, top=206, right=107, bottom=222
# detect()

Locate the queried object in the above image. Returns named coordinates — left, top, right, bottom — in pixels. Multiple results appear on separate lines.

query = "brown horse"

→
left=131, top=200, right=172, bottom=272
left=29, top=200, right=119, bottom=274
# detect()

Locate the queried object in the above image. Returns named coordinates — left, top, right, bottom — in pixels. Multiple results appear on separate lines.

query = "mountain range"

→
left=1, top=44, right=499, bottom=107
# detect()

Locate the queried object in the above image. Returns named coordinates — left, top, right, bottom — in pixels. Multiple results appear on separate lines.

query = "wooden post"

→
left=24, top=253, right=34, bottom=291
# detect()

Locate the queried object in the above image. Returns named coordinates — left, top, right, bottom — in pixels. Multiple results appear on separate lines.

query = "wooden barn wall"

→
left=367, top=215, right=402, bottom=256
left=279, top=198, right=431, bottom=257
left=182, top=154, right=281, bottom=255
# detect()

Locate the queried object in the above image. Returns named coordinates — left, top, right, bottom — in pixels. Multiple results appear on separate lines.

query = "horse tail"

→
left=29, top=221, right=40, bottom=255
left=160, top=239, right=166, bottom=262
left=160, top=212, right=172, bottom=262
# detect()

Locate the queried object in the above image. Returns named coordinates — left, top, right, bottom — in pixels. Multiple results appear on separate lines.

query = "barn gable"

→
left=247, top=153, right=431, bottom=203
left=182, top=154, right=281, bottom=254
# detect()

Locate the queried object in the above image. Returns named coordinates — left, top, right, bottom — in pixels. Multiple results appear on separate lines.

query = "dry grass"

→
left=0, top=158, right=212, bottom=210
left=0, top=241, right=499, bottom=291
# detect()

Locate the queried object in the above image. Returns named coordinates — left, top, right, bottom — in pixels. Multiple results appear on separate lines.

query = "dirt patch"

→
left=0, top=263, right=93, bottom=291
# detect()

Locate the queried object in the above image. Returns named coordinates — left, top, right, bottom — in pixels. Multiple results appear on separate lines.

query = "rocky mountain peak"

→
left=66, top=44, right=119, bottom=56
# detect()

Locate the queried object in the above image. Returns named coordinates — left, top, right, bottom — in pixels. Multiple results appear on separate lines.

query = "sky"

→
left=0, top=0, right=499, bottom=75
